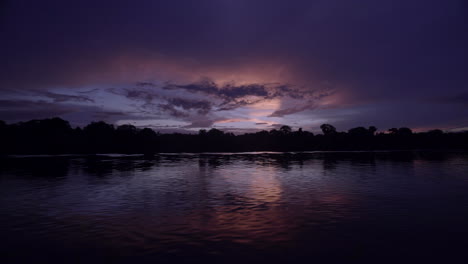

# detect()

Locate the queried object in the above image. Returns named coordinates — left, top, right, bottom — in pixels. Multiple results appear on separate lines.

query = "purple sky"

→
left=1, top=0, right=468, bottom=133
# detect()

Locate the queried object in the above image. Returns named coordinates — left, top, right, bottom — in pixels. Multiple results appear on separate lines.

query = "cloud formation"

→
left=1, top=0, right=467, bottom=131
left=114, top=79, right=334, bottom=118
left=37, top=91, right=94, bottom=103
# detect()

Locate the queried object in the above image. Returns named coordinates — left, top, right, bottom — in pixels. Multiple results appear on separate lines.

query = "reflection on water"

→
left=1, top=151, right=468, bottom=263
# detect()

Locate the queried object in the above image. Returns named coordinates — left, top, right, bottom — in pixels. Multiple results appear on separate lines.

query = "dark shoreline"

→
left=2, top=117, right=467, bottom=155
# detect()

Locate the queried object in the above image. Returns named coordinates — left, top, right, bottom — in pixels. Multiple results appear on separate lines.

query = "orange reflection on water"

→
left=202, top=165, right=292, bottom=245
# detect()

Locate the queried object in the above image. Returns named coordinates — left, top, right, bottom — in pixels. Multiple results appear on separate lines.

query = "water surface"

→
left=1, top=151, right=468, bottom=263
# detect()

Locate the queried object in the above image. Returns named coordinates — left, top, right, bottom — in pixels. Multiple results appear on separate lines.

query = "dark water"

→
left=1, top=151, right=468, bottom=263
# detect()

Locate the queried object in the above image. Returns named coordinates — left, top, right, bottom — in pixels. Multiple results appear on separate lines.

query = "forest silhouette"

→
left=1, top=117, right=467, bottom=154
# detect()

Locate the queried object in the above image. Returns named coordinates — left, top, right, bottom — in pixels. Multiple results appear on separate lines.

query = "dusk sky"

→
left=1, top=0, right=467, bottom=133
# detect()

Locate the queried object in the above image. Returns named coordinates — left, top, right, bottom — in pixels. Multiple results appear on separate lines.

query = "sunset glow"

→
left=1, top=0, right=467, bottom=132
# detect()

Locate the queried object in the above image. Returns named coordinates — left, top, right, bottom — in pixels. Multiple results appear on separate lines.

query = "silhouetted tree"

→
left=427, top=129, right=443, bottom=136
left=269, top=129, right=281, bottom=136
left=0, top=120, right=6, bottom=137
left=2, top=117, right=467, bottom=154
left=348, top=126, right=377, bottom=137
left=348, top=127, right=369, bottom=136
left=389, top=128, right=398, bottom=134
left=280, top=125, right=292, bottom=134
left=84, top=121, right=115, bottom=136
left=139, top=127, right=157, bottom=137
left=398, top=127, right=413, bottom=136
left=137, top=128, right=159, bottom=154
left=116, top=124, right=137, bottom=134
left=320, top=124, right=337, bottom=135
left=83, top=121, right=115, bottom=153
left=207, top=128, right=224, bottom=137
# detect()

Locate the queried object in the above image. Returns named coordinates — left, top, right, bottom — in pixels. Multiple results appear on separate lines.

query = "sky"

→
left=1, top=0, right=467, bottom=133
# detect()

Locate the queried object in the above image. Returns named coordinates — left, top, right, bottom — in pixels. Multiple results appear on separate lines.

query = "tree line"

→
left=0, top=117, right=467, bottom=154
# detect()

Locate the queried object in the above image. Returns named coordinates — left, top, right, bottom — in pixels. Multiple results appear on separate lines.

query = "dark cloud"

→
left=38, top=91, right=94, bottom=103
left=0, top=100, right=77, bottom=121
left=108, top=87, right=158, bottom=105
left=162, top=79, right=332, bottom=114
left=110, top=79, right=331, bottom=118
left=91, top=110, right=138, bottom=119
left=168, top=98, right=212, bottom=114
left=110, top=86, right=214, bottom=117
left=439, top=92, right=468, bottom=107
left=183, top=119, right=215, bottom=128
left=269, top=104, right=317, bottom=118
left=164, top=79, right=307, bottom=100
left=157, top=104, right=189, bottom=118
left=2, top=89, right=95, bottom=103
